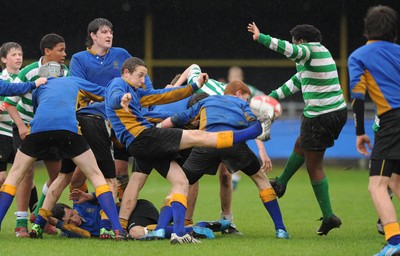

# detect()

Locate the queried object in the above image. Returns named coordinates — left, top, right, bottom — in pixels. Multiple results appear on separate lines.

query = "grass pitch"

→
left=0, top=164, right=394, bottom=255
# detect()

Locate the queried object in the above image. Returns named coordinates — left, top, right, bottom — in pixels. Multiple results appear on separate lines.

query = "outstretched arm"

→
left=247, top=22, right=261, bottom=41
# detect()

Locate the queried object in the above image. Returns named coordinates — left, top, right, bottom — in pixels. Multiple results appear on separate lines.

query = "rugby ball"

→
left=250, top=95, right=282, bottom=120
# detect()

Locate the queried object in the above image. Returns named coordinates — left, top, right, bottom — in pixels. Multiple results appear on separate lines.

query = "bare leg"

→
left=119, top=172, right=148, bottom=221
left=0, top=150, right=36, bottom=225
left=165, top=161, right=189, bottom=196
left=16, top=167, right=34, bottom=213
left=185, top=181, right=199, bottom=224
left=389, top=174, right=400, bottom=200
left=0, top=171, right=6, bottom=185
left=304, top=150, right=325, bottom=181
left=70, top=167, right=87, bottom=189
left=219, top=163, right=232, bottom=216
left=115, top=159, right=129, bottom=177
left=43, top=160, right=60, bottom=185
left=40, top=173, right=72, bottom=211
left=370, top=176, right=397, bottom=225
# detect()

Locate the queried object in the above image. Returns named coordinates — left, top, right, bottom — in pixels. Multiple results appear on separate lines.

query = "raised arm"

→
left=248, top=22, right=311, bottom=64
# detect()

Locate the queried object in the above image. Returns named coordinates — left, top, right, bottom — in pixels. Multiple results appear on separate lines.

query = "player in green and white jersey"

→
left=3, top=34, right=68, bottom=238
left=248, top=22, right=347, bottom=236
left=0, top=42, right=23, bottom=187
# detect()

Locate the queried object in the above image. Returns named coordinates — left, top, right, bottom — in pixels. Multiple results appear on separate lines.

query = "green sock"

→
left=311, top=177, right=333, bottom=221
left=33, top=193, right=46, bottom=217
left=16, top=216, right=28, bottom=228
left=277, top=151, right=305, bottom=185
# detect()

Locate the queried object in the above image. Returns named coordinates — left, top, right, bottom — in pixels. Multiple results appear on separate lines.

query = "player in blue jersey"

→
left=4, top=34, right=69, bottom=237
left=107, top=57, right=269, bottom=244
left=348, top=5, right=400, bottom=256
left=69, top=18, right=153, bottom=193
left=50, top=189, right=227, bottom=240
left=159, top=80, right=288, bottom=239
left=0, top=62, right=128, bottom=240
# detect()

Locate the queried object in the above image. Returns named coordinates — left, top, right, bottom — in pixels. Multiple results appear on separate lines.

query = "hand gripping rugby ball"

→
left=250, top=95, right=282, bottom=120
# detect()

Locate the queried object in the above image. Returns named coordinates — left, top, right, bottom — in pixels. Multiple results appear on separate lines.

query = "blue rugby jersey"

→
left=348, top=40, right=400, bottom=116
left=70, top=47, right=153, bottom=89
left=30, top=76, right=105, bottom=134
left=171, top=95, right=257, bottom=132
left=106, top=77, right=199, bottom=147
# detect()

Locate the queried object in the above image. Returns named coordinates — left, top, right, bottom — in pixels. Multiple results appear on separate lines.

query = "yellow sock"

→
left=216, top=131, right=233, bottom=148
left=259, top=188, right=276, bottom=203
left=38, top=208, right=52, bottom=221
left=171, top=193, right=187, bottom=208
left=0, top=184, right=17, bottom=196
left=120, top=218, right=128, bottom=230
left=95, top=184, right=111, bottom=198
left=384, top=222, right=400, bottom=241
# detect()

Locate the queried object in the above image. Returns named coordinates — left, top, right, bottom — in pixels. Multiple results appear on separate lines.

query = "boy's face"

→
left=2, top=47, right=23, bottom=70
left=44, top=42, right=66, bottom=64
left=124, top=65, right=148, bottom=89
left=92, top=25, right=113, bottom=49
left=62, top=208, right=82, bottom=227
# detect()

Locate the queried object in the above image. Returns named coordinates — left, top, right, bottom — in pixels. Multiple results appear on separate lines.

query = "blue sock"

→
left=0, top=191, right=14, bottom=227
left=263, top=199, right=286, bottom=231
left=35, top=214, right=48, bottom=229
left=171, top=201, right=186, bottom=236
left=389, top=235, right=400, bottom=245
left=97, top=191, right=123, bottom=232
left=233, top=122, right=261, bottom=143
left=156, top=206, right=173, bottom=230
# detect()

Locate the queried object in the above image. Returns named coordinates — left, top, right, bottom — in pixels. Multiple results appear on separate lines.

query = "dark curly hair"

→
left=290, top=24, right=322, bottom=43
left=51, top=203, right=71, bottom=221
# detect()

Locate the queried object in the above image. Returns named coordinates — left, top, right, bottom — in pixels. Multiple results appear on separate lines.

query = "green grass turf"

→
left=0, top=165, right=395, bottom=255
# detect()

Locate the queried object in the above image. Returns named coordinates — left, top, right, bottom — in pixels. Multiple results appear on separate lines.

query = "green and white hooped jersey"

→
left=0, top=70, right=18, bottom=137
left=4, top=58, right=69, bottom=123
left=260, top=34, right=347, bottom=118
left=187, top=65, right=226, bottom=96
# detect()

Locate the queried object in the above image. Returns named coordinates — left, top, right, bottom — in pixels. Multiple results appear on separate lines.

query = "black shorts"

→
left=13, top=124, right=62, bottom=160
left=75, top=114, right=115, bottom=178
left=113, top=146, right=130, bottom=161
left=0, top=134, right=15, bottom=171
left=111, top=128, right=130, bottom=161
left=12, top=123, right=23, bottom=151
left=20, top=130, right=90, bottom=160
left=370, top=159, right=400, bottom=177
left=127, top=199, right=159, bottom=232
left=60, top=157, right=115, bottom=178
left=371, top=109, right=400, bottom=160
left=127, top=127, right=182, bottom=178
left=300, top=108, right=347, bottom=151
left=182, top=143, right=260, bottom=185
